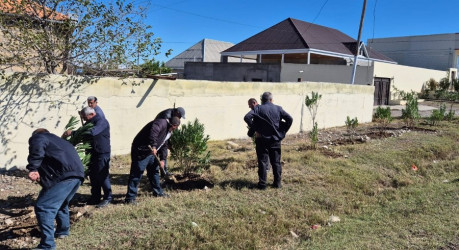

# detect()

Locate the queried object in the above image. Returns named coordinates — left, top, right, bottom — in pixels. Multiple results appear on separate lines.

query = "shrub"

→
left=453, top=78, right=459, bottom=92
left=401, top=92, right=420, bottom=128
left=345, top=116, right=359, bottom=140
left=428, top=104, right=446, bottom=126
left=309, top=122, right=318, bottom=149
left=170, top=118, right=211, bottom=174
left=426, top=78, right=439, bottom=91
left=305, top=91, right=322, bottom=148
left=63, top=116, right=94, bottom=173
left=439, top=77, right=450, bottom=91
left=373, top=106, right=392, bottom=130
left=445, top=104, right=455, bottom=121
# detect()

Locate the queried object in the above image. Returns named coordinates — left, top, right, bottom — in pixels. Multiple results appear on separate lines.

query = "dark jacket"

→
left=26, top=132, right=84, bottom=189
left=155, top=108, right=174, bottom=120
left=87, top=113, right=110, bottom=154
left=94, top=105, right=105, bottom=119
left=244, top=102, right=293, bottom=141
left=132, top=119, right=171, bottom=160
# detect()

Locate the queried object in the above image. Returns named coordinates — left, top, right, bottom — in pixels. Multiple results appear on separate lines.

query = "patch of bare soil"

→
left=163, top=173, right=214, bottom=190
left=286, top=123, right=437, bottom=159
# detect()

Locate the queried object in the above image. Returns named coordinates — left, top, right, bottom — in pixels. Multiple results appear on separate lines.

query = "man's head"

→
left=169, top=116, right=181, bottom=131
left=173, top=107, right=186, bottom=119
left=87, top=96, right=98, bottom=108
left=248, top=98, right=258, bottom=109
left=260, top=92, right=273, bottom=104
left=32, top=128, right=49, bottom=136
left=81, top=106, right=96, bottom=121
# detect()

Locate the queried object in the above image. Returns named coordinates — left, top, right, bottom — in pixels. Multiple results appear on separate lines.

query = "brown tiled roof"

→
left=0, top=0, right=68, bottom=21
left=224, top=18, right=394, bottom=62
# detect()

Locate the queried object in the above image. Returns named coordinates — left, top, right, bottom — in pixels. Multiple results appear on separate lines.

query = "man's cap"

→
left=177, top=107, right=186, bottom=119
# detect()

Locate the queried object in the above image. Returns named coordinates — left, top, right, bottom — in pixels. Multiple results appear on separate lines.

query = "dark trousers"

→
left=125, top=153, right=163, bottom=201
left=35, top=178, right=81, bottom=249
left=89, top=153, right=112, bottom=201
left=255, top=138, right=282, bottom=188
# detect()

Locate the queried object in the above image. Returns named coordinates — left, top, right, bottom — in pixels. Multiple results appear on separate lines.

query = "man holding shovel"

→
left=125, top=116, right=181, bottom=204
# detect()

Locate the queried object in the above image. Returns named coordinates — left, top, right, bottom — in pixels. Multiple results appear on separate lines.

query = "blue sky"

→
left=144, top=0, right=459, bottom=63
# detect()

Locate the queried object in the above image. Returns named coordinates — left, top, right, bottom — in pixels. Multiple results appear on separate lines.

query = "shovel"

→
left=148, top=145, right=177, bottom=183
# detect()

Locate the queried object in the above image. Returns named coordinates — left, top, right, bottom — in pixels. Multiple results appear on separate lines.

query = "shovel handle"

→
left=148, top=145, right=166, bottom=176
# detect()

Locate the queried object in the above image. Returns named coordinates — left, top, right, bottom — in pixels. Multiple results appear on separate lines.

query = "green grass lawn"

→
left=63, top=119, right=459, bottom=249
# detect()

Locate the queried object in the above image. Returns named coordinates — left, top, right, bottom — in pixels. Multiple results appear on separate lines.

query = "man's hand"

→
left=151, top=147, right=157, bottom=156
left=62, top=130, right=72, bottom=137
left=28, top=171, right=40, bottom=182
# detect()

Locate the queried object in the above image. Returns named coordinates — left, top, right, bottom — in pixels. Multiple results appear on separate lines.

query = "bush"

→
left=309, top=122, right=318, bottom=149
left=63, top=116, right=94, bottom=173
left=305, top=91, right=322, bottom=148
left=428, top=104, right=446, bottom=126
left=373, top=106, right=392, bottom=129
left=345, top=116, right=359, bottom=140
left=401, top=92, right=420, bottom=128
left=439, top=77, right=450, bottom=91
left=426, top=78, right=439, bottom=91
left=453, top=78, right=459, bottom=92
left=170, top=118, right=211, bottom=174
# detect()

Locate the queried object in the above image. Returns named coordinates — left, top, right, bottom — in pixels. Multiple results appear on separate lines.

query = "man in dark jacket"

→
left=27, top=128, right=84, bottom=250
left=80, top=106, right=112, bottom=208
left=87, top=96, right=105, bottom=119
left=155, top=107, right=186, bottom=120
left=244, top=92, right=293, bottom=189
left=154, top=107, right=185, bottom=176
left=125, top=116, right=181, bottom=203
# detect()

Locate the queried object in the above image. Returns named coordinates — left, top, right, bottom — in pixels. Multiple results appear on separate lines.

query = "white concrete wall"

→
left=0, top=74, right=374, bottom=170
left=280, top=63, right=374, bottom=85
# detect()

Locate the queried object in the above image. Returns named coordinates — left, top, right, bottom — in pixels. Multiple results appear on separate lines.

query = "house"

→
left=220, top=17, right=394, bottom=65
left=184, top=18, right=454, bottom=106
left=185, top=18, right=395, bottom=83
left=368, top=33, right=459, bottom=78
left=0, top=0, right=70, bottom=73
left=165, top=38, right=252, bottom=78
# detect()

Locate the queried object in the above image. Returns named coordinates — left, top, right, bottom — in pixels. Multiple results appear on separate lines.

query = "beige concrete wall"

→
left=0, top=74, right=374, bottom=170
left=280, top=63, right=374, bottom=85
left=373, top=61, right=446, bottom=100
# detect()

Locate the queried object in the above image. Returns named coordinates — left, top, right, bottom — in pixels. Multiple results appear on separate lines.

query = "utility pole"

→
left=350, top=0, right=367, bottom=85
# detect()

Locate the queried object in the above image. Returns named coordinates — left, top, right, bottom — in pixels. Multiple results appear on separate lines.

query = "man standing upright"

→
left=125, top=116, right=181, bottom=204
left=82, top=106, right=112, bottom=207
left=27, top=128, right=84, bottom=250
left=244, top=92, right=293, bottom=189
left=87, top=96, right=105, bottom=119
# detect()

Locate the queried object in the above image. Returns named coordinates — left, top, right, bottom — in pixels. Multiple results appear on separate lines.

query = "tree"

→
left=136, top=58, right=172, bottom=77
left=0, top=0, right=168, bottom=74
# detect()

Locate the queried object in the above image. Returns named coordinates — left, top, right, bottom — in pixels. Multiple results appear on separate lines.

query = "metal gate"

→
left=373, top=77, right=391, bottom=105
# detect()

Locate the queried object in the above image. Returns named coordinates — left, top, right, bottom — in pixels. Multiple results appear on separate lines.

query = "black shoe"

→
left=86, top=197, right=100, bottom=205
left=124, top=199, right=137, bottom=205
left=272, top=183, right=282, bottom=189
left=96, top=200, right=110, bottom=208
left=257, top=184, right=267, bottom=190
